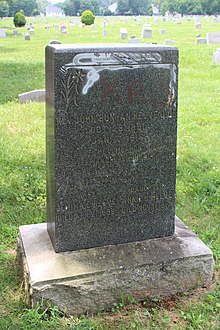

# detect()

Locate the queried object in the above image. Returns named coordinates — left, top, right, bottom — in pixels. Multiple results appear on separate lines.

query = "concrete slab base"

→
left=17, top=217, right=214, bottom=315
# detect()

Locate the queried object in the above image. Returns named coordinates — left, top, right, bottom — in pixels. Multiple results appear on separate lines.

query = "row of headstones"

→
left=35, top=14, right=220, bottom=30
left=1, top=26, right=220, bottom=46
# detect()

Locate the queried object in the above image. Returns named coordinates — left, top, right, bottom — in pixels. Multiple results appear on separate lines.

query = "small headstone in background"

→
left=69, top=23, right=75, bottom=28
left=160, top=29, right=166, bottom=35
left=61, top=26, right=67, bottom=34
left=24, top=33, right=30, bottom=41
left=164, top=39, right=176, bottom=44
left=175, top=21, right=182, bottom=25
left=162, top=17, right=166, bottom=22
left=13, top=29, right=19, bottom=36
left=142, top=27, right=152, bottom=38
left=207, top=32, right=220, bottom=44
left=18, top=89, right=45, bottom=103
left=195, top=22, right=201, bottom=29
left=128, top=37, right=140, bottom=43
left=29, top=28, right=35, bottom=35
left=120, top=28, right=128, bottom=39
left=54, top=24, right=59, bottom=29
left=212, top=18, right=218, bottom=23
left=91, top=24, right=95, bottom=30
left=102, top=30, right=108, bottom=37
left=213, top=48, right=220, bottom=64
left=196, top=38, right=207, bottom=44
left=81, top=23, right=86, bottom=28
left=0, top=28, right=6, bottom=38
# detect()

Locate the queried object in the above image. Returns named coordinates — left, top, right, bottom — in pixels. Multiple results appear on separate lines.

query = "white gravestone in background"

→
left=207, top=32, right=220, bottom=44
left=0, top=29, right=6, bottom=38
left=142, top=27, right=152, bottom=38
left=120, top=28, right=128, bottom=39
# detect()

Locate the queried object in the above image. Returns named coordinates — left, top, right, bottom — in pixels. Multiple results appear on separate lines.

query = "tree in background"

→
left=129, top=0, right=151, bottom=15
left=9, top=0, right=38, bottom=16
left=62, top=0, right=75, bottom=16
left=78, top=0, right=99, bottom=14
left=0, top=1, right=9, bottom=18
left=62, top=0, right=100, bottom=15
left=36, top=0, right=49, bottom=15
left=201, top=0, right=220, bottom=15
left=0, top=0, right=13, bottom=4
left=160, top=0, right=220, bottom=15
left=117, top=0, right=151, bottom=15
left=74, top=0, right=81, bottom=14
left=32, top=8, right=40, bottom=15
left=116, top=0, right=129, bottom=15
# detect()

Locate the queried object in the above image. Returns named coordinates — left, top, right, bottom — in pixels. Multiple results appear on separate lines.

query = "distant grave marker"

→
left=142, top=27, right=152, bottom=38
left=61, top=26, right=67, bottom=34
left=102, top=30, right=108, bottom=37
left=207, top=32, right=220, bottom=44
left=196, top=38, right=207, bottom=44
left=160, top=29, right=166, bottom=35
left=120, top=28, right=128, bottom=39
left=24, top=33, right=30, bottom=41
left=13, top=29, right=19, bottom=36
left=0, top=28, right=6, bottom=38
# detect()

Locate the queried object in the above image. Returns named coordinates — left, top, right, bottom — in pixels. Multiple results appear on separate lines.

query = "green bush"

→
left=103, top=9, right=113, bottom=16
left=81, top=10, right=95, bottom=25
left=32, top=8, right=40, bottom=16
left=13, top=11, right=26, bottom=27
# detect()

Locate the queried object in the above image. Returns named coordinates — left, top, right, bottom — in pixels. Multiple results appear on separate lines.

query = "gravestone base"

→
left=17, top=217, right=214, bottom=316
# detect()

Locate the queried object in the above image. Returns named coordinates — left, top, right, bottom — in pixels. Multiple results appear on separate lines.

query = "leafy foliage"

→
left=117, top=0, right=151, bottom=15
left=81, top=9, right=95, bottom=25
left=13, top=11, right=26, bottom=27
left=161, top=0, right=220, bottom=15
left=9, top=0, right=38, bottom=16
left=0, top=1, right=9, bottom=18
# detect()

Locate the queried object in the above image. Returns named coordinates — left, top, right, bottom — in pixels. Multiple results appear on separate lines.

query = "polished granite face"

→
left=46, top=45, right=179, bottom=252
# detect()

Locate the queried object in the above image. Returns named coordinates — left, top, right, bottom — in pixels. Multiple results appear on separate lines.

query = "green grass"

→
left=0, top=15, right=220, bottom=329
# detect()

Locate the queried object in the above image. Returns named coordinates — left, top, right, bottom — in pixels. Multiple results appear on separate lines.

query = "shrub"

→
left=81, top=10, right=95, bottom=25
left=103, top=9, right=112, bottom=16
left=32, top=8, right=40, bottom=16
left=13, top=11, right=26, bottom=27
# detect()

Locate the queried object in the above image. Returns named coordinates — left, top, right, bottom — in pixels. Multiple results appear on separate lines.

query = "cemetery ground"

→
left=0, top=15, right=220, bottom=329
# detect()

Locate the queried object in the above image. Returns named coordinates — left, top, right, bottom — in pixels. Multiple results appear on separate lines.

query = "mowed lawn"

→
left=0, top=15, right=220, bottom=329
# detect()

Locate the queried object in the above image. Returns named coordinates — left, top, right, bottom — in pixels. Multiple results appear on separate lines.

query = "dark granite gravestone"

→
left=46, top=44, right=178, bottom=252
left=17, top=44, right=214, bottom=314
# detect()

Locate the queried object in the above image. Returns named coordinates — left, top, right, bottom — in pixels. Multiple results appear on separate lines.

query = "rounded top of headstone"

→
left=49, top=40, right=62, bottom=44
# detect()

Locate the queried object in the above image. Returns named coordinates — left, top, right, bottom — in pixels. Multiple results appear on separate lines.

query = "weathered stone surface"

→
left=19, top=89, right=45, bottom=103
left=46, top=44, right=179, bottom=252
left=18, top=217, right=214, bottom=316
